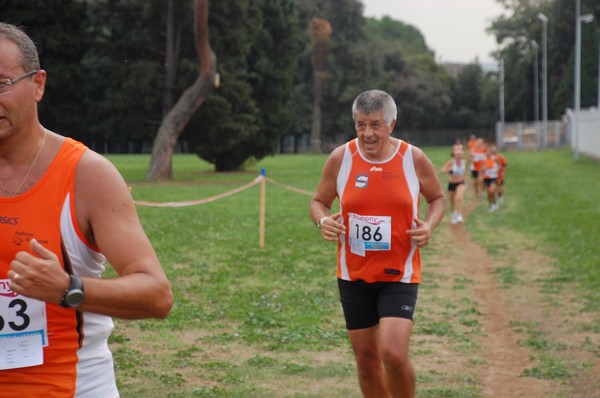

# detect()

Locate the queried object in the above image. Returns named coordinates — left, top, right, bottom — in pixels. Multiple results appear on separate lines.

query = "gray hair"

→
left=0, top=23, right=40, bottom=72
left=352, top=90, right=397, bottom=127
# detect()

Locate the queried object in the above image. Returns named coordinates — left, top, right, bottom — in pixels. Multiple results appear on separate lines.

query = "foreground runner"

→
left=310, top=90, right=445, bottom=397
left=0, top=23, right=173, bottom=397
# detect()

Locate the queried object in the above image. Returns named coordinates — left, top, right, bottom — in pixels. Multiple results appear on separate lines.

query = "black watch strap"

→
left=60, top=274, right=84, bottom=308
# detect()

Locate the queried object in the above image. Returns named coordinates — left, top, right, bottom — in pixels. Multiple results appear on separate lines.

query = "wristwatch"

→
left=317, top=216, right=328, bottom=229
left=60, top=274, right=85, bottom=308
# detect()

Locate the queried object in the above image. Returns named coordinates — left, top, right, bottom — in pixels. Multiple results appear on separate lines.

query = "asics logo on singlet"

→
left=370, top=166, right=383, bottom=172
left=0, top=215, right=18, bottom=225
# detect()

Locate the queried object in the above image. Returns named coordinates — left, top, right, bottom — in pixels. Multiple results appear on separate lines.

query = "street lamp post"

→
left=574, top=0, right=594, bottom=160
left=537, top=13, right=548, bottom=145
left=498, top=58, right=504, bottom=127
left=597, top=32, right=600, bottom=109
left=531, top=40, right=539, bottom=122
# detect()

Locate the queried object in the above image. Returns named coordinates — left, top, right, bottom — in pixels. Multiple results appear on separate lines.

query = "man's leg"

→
left=379, top=317, right=415, bottom=398
left=348, top=325, right=389, bottom=398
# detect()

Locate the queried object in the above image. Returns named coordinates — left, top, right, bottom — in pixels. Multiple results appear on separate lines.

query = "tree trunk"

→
left=310, top=70, right=325, bottom=152
left=164, top=0, right=182, bottom=115
left=147, top=0, right=218, bottom=181
left=308, top=18, right=332, bottom=154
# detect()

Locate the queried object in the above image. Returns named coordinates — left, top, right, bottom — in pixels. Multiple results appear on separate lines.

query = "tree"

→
left=488, top=0, right=600, bottom=121
left=185, top=0, right=303, bottom=171
left=146, top=0, right=218, bottom=180
left=309, top=18, right=332, bottom=152
left=83, top=0, right=167, bottom=151
left=3, top=0, right=89, bottom=138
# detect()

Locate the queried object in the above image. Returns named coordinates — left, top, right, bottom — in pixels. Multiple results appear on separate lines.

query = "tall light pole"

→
left=499, top=58, right=505, bottom=131
left=574, top=0, right=594, bottom=160
left=537, top=13, right=548, bottom=142
left=597, top=32, right=600, bottom=109
left=531, top=40, right=539, bottom=121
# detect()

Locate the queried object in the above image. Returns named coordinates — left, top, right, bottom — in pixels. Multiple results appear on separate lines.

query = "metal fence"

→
left=495, top=120, right=566, bottom=151
left=279, top=128, right=496, bottom=153
left=565, top=108, right=600, bottom=159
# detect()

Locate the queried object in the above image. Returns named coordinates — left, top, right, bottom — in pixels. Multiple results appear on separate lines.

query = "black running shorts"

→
left=337, top=279, right=419, bottom=330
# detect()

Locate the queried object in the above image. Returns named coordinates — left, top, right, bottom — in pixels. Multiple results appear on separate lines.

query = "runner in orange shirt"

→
left=467, top=134, right=477, bottom=153
left=481, top=146, right=501, bottom=212
left=310, top=90, right=445, bottom=397
left=491, top=145, right=508, bottom=205
left=0, top=23, right=173, bottom=397
left=469, top=138, right=487, bottom=199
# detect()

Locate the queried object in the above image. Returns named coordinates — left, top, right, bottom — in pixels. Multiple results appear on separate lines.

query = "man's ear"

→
left=33, top=69, right=47, bottom=102
left=389, top=118, right=396, bottom=132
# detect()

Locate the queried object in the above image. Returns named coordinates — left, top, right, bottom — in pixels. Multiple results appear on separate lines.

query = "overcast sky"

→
left=361, top=0, right=505, bottom=65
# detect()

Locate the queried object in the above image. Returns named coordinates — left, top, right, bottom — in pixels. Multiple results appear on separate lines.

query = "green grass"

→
left=461, top=148, right=600, bottom=309
left=102, top=148, right=600, bottom=397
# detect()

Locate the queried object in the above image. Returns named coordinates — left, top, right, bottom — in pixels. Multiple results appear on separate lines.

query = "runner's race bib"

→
left=0, top=279, right=48, bottom=369
left=348, top=213, right=392, bottom=257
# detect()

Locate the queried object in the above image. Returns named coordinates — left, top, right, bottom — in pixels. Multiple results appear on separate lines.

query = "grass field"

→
left=105, top=148, right=599, bottom=397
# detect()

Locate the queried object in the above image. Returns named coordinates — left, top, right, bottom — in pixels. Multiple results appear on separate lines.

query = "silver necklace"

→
left=14, top=130, right=47, bottom=196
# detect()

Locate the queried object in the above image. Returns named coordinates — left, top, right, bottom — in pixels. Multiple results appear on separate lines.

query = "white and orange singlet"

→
left=483, top=156, right=500, bottom=179
left=336, top=138, right=421, bottom=283
left=0, top=138, right=118, bottom=398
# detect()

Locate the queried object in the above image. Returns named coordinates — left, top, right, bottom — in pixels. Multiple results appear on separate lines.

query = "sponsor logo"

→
left=13, top=231, right=33, bottom=246
left=384, top=268, right=400, bottom=275
left=370, top=166, right=383, bottom=172
left=355, top=175, right=368, bottom=188
left=401, top=305, right=414, bottom=312
left=0, top=216, right=18, bottom=225
left=352, top=214, right=386, bottom=225
left=383, top=171, right=400, bottom=180
left=0, top=280, right=18, bottom=298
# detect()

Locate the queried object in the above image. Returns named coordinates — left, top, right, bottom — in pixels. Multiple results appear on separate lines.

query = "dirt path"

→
left=448, top=200, right=557, bottom=397
left=429, top=197, right=600, bottom=398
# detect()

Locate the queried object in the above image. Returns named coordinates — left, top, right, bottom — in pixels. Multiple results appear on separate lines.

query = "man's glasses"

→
left=0, top=70, right=38, bottom=95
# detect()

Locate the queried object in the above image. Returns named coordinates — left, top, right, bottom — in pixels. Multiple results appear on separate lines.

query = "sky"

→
left=361, top=0, right=505, bottom=65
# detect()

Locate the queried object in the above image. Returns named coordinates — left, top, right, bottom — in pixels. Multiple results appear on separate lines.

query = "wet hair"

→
left=0, top=23, right=40, bottom=72
left=352, top=89, right=397, bottom=127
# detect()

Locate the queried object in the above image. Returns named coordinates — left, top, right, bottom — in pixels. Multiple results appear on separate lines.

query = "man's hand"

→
left=405, top=218, right=433, bottom=248
left=9, top=239, right=70, bottom=304
left=320, top=212, right=346, bottom=241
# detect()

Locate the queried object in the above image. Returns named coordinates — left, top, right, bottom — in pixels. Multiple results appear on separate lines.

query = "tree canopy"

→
left=5, top=0, right=597, bottom=171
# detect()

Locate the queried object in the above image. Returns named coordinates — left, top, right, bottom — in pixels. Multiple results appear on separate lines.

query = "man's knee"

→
left=381, top=348, right=410, bottom=371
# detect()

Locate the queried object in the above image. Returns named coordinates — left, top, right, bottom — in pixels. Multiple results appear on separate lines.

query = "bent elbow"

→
left=159, top=290, right=174, bottom=319
left=152, top=283, right=174, bottom=319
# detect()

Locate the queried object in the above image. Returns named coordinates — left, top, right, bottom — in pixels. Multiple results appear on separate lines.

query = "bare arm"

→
left=9, top=151, right=173, bottom=319
left=440, top=159, right=453, bottom=174
left=406, top=147, right=446, bottom=247
left=74, top=151, right=174, bottom=319
left=309, top=146, right=346, bottom=240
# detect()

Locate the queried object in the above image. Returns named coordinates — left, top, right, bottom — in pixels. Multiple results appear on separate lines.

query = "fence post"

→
left=517, top=123, right=523, bottom=149
left=259, top=168, right=266, bottom=248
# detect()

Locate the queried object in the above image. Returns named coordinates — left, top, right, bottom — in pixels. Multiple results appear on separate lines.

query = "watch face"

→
left=66, top=289, right=84, bottom=307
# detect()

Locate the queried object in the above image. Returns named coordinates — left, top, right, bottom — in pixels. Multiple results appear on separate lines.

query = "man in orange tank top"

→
left=310, top=90, right=445, bottom=397
left=490, top=145, right=508, bottom=205
left=0, top=23, right=173, bottom=397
